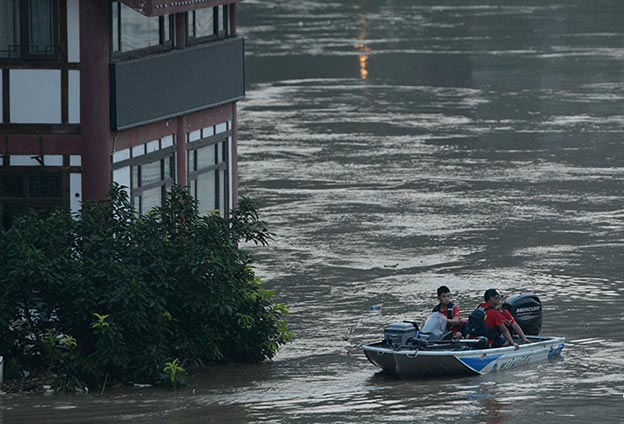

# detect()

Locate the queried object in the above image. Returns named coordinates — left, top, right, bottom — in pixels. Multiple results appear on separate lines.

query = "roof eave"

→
left=119, top=0, right=241, bottom=17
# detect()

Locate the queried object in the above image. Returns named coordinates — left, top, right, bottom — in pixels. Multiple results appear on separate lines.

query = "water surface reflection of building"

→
left=355, top=14, right=371, bottom=81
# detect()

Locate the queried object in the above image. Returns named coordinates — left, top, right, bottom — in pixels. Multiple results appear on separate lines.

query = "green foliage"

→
left=0, top=184, right=290, bottom=388
left=162, top=358, right=186, bottom=390
left=90, top=314, right=110, bottom=334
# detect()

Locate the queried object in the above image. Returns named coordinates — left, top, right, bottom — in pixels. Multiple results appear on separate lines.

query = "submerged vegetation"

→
left=0, top=184, right=291, bottom=390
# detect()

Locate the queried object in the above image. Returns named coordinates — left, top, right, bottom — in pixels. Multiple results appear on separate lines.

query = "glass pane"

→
left=132, top=166, right=140, bottom=189
left=141, top=160, right=162, bottom=186
left=29, top=175, right=61, bottom=198
left=195, top=8, right=214, bottom=38
left=163, top=16, right=170, bottom=43
left=112, top=1, right=119, bottom=52
left=190, top=178, right=196, bottom=198
left=29, top=0, right=56, bottom=56
left=217, top=141, right=227, bottom=163
left=164, top=157, right=173, bottom=180
left=219, top=169, right=227, bottom=217
left=217, top=5, right=225, bottom=34
left=0, top=0, right=20, bottom=58
left=120, top=4, right=160, bottom=52
left=187, top=12, right=194, bottom=38
left=0, top=176, right=24, bottom=197
left=196, top=145, right=216, bottom=169
left=196, top=171, right=216, bottom=215
left=141, top=186, right=162, bottom=212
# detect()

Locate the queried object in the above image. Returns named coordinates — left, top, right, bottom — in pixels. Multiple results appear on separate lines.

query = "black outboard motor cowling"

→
left=503, top=293, right=542, bottom=336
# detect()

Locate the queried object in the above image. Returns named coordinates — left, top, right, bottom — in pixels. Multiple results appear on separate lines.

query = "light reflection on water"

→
left=3, top=0, right=624, bottom=422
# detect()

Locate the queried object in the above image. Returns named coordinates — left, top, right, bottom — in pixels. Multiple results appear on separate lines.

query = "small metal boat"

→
left=362, top=293, right=565, bottom=378
left=363, top=335, right=565, bottom=377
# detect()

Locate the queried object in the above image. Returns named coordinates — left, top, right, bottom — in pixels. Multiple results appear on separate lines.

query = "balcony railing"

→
left=110, top=37, right=244, bottom=131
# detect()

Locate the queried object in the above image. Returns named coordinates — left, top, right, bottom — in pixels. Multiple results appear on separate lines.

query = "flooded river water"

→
left=2, top=0, right=624, bottom=422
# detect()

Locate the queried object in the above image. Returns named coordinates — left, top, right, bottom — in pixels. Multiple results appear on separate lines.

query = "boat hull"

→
left=363, top=336, right=565, bottom=378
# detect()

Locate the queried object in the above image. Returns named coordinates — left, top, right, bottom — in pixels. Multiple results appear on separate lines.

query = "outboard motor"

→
left=503, top=293, right=542, bottom=335
left=383, top=322, right=417, bottom=348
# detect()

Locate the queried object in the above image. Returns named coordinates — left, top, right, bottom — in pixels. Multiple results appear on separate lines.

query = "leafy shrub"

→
left=162, top=358, right=187, bottom=390
left=0, top=184, right=291, bottom=388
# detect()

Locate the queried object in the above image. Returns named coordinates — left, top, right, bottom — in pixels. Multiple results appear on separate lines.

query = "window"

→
left=131, top=155, right=175, bottom=214
left=188, top=7, right=214, bottom=39
left=187, top=5, right=229, bottom=43
left=0, top=0, right=59, bottom=61
left=0, top=175, right=23, bottom=198
left=217, top=5, right=228, bottom=36
left=187, top=128, right=229, bottom=217
left=111, top=136, right=176, bottom=215
left=112, top=0, right=172, bottom=58
left=0, top=171, right=65, bottom=230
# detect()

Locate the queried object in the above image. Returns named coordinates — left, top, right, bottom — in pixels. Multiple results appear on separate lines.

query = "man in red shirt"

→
left=481, top=289, right=519, bottom=349
left=432, top=285, right=464, bottom=339
left=499, top=305, right=531, bottom=344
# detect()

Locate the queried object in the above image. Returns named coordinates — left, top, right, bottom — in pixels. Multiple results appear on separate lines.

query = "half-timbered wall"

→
left=0, top=0, right=82, bottom=227
left=1, top=0, right=242, bottom=227
left=1, top=0, right=81, bottom=128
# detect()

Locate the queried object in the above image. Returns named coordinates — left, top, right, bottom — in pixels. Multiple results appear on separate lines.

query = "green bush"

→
left=0, top=184, right=291, bottom=388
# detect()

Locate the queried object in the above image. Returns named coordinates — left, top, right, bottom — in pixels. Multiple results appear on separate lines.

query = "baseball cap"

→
left=484, top=289, right=502, bottom=301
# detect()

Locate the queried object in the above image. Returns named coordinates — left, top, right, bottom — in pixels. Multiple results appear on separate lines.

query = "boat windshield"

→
left=421, top=313, right=447, bottom=336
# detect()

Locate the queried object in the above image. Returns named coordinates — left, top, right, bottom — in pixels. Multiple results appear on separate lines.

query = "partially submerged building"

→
left=0, top=0, right=244, bottom=229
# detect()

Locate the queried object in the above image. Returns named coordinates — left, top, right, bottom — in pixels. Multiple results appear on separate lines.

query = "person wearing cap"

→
left=481, top=289, right=519, bottom=350
left=431, top=285, right=464, bottom=339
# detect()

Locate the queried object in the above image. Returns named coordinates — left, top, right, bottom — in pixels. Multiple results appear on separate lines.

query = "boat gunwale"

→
left=362, top=336, right=565, bottom=357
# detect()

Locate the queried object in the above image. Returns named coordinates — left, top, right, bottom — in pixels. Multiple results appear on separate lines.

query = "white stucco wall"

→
left=10, top=69, right=61, bottom=123
left=70, top=172, right=83, bottom=213
left=68, top=70, right=80, bottom=123
left=67, top=0, right=81, bottom=63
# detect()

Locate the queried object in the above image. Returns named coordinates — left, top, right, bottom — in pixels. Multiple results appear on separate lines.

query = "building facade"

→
left=0, top=0, right=244, bottom=229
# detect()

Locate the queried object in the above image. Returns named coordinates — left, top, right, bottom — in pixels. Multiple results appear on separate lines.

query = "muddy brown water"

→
left=2, top=0, right=623, bottom=422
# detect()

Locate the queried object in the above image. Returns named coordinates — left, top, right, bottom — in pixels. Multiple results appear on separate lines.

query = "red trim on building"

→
left=185, top=105, right=233, bottom=135
left=80, top=0, right=113, bottom=201
left=112, top=105, right=234, bottom=190
left=112, top=105, right=232, bottom=151
left=2, top=135, right=82, bottom=155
